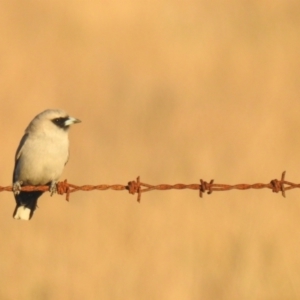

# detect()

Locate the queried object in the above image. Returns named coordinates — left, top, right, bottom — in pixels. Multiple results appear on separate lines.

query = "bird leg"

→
left=49, top=181, right=57, bottom=196
left=13, top=181, right=23, bottom=195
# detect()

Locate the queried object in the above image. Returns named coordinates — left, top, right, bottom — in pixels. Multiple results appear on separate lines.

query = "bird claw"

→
left=13, top=181, right=23, bottom=195
left=49, top=181, right=57, bottom=196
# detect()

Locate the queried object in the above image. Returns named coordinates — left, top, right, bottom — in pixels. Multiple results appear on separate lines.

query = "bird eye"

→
left=52, top=117, right=69, bottom=129
left=52, top=117, right=64, bottom=128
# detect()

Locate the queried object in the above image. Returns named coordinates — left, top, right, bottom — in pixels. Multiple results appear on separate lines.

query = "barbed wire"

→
left=1, top=171, right=299, bottom=202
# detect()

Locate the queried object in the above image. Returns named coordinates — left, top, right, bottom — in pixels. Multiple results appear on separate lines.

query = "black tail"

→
left=13, top=191, right=44, bottom=220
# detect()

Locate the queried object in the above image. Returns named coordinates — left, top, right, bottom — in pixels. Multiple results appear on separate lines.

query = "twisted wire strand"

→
left=0, top=171, right=297, bottom=202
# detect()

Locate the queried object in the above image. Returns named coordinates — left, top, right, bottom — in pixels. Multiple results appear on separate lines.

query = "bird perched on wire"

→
left=12, top=109, right=81, bottom=220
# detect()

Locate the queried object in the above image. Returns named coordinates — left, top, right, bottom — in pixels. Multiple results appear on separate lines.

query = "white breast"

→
left=15, top=132, right=69, bottom=185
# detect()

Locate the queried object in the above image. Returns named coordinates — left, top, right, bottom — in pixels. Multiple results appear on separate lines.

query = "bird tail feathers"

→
left=13, top=191, right=43, bottom=221
left=13, top=205, right=32, bottom=220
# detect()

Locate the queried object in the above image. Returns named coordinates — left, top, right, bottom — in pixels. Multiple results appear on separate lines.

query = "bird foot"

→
left=13, top=181, right=23, bottom=195
left=49, top=181, right=57, bottom=196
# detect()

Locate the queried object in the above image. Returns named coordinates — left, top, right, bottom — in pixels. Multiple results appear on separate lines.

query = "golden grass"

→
left=1, top=1, right=300, bottom=299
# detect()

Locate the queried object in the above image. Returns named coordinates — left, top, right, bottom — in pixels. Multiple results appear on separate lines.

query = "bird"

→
left=12, top=109, right=81, bottom=220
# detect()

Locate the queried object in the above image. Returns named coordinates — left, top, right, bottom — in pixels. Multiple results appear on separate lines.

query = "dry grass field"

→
left=1, top=1, right=300, bottom=299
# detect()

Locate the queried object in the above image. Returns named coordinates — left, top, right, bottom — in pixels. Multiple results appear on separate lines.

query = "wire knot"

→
left=270, top=171, right=286, bottom=197
left=199, top=179, right=214, bottom=197
left=56, top=180, right=70, bottom=201
left=127, top=176, right=141, bottom=202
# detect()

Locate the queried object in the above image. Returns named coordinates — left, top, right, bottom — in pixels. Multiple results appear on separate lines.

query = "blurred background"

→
left=1, top=0, right=300, bottom=299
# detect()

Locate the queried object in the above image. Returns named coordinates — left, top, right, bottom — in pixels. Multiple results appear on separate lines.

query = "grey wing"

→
left=13, top=133, right=29, bottom=183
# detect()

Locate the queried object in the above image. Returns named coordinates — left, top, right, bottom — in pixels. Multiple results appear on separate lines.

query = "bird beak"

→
left=64, top=117, right=81, bottom=126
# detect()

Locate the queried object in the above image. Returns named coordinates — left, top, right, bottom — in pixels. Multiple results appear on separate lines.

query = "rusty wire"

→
left=1, top=171, right=299, bottom=202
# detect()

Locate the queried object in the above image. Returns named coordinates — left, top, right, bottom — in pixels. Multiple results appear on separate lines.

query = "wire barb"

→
left=270, top=171, right=286, bottom=197
left=1, top=171, right=297, bottom=201
left=127, top=176, right=141, bottom=202
left=56, top=180, right=70, bottom=201
left=199, top=179, right=214, bottom=198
